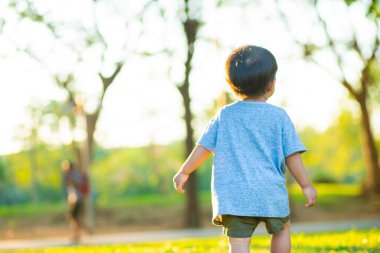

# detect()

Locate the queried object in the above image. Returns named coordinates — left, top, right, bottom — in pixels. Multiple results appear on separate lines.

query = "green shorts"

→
left=221, top=215, right=290, bottom=238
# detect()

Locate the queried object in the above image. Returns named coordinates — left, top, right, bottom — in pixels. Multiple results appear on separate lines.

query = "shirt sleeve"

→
left=282, top=111, right=307, bottom=158
left=197, top=112, right=220, bottom=152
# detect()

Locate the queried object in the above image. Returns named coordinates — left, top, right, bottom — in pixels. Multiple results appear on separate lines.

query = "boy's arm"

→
left=173, top=145, right=212, bottom=194
left=286, top=152, right=317, bottom=207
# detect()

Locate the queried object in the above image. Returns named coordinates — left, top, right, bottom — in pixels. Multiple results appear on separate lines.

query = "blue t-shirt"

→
left=197, top=101, right=307, bottom=225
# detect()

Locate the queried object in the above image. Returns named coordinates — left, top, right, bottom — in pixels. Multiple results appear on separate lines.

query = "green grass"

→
left=100, top=190, right=214, bottom=207
left=289, top=183, right=361, bottom=197
left=0, top=191, right=214, bottom=218
left=0, top=202, right=65, bottom=217
left=0, top=184, right=362, bottom=217
left=3, top=229, right=380, bottom=253
left=289, top=183, right=361, bottom=206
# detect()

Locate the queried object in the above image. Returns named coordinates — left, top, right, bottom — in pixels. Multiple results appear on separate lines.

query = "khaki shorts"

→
left=221, top=215, right=289, bottom=238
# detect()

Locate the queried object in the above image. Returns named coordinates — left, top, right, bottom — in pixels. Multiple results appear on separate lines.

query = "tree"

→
left=275, top=0, right=380, bottom=194
left=148, top=0, right=204, bottom=227
left=177, top=0, right=203, bottom=228
left=5, top=0, right=153, bottom=229
left=152, top=0, right=254, bottom=227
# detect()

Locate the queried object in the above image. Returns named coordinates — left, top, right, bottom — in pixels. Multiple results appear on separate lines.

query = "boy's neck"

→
left=242, top=96, right=267, bottom=102
left=241, top=88, right=273, bottom=102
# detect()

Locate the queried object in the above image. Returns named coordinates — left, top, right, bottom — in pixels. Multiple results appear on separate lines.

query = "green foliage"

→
left=368, top=0, right=380, bottom=18
left=92, top=142, right=182, bottom=202
left=344, top=0, right=357, bottom=5
left=4, top=229, right=380, bottom=252
left=0, top=156, right=9, bottom=184
left=12, top=1, right=44, bottom=23
left=368, top=60, right=380, bottom=104
left=91, top=141, right=212, bottom=204
left=0, top=140, right=211, bottom=206
left=3, top=144, right=72, bottom=203
left=300, top=110, right=364, bottom=184
left=0, top=107, right=371, bottom=206
left=0, top=157, right=18, bottom=204
left=303, top=44, right=319, bottom=58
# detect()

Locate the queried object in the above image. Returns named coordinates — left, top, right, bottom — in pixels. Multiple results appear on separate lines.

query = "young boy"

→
left=173, top=45, right=317, bottom=253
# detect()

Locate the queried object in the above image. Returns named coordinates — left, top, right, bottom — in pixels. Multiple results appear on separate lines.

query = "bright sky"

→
left=0, top=0, right=376, bottom=155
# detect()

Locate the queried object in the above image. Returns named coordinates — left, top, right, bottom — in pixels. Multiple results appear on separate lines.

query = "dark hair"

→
left=225, top=45, right=277, bottom=97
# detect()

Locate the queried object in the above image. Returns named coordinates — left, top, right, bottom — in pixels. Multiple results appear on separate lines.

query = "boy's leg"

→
left=228, top=237, right=251, bottom=253
left=270, top=220, right=291, bottom=253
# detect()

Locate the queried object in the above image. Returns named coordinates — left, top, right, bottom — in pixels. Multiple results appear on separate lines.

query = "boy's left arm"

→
left=173, top=145, right=212, bottom=194
left=286, top=152, right=317, bottom=207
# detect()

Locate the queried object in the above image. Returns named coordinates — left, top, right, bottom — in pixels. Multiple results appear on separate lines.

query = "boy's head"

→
left=225, top=45, right=277, bottom=98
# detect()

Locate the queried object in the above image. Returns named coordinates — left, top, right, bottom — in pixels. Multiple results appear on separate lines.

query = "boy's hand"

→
left=302, top=185, right=317, bottom=207
left=172, top=145, right=212, bottom=194
left=173, top=171, right=189, bottom=194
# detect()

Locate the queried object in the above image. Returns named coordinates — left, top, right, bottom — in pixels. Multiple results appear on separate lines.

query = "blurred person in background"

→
left=61, top=160, right=87, bottom=242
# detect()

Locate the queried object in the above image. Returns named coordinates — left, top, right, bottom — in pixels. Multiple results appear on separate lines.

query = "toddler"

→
left=173, top=45, right=317, bottom=253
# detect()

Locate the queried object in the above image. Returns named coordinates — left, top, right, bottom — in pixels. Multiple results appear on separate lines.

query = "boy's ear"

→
left=267, top=78, right=276, bottom=92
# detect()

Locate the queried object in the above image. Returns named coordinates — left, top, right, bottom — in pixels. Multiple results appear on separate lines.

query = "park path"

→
left=0, top=219, right=379, bottom=251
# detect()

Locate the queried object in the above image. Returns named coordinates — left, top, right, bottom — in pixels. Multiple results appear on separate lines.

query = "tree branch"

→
left=274, top=0, right=359, bottom=99
left=345, top=3, right=367, bottom=64
left=314, top=1, right=371, bottom=99
left=91, top=0, right=108, bottom=64
left=98, top=62, right=124, bottom=92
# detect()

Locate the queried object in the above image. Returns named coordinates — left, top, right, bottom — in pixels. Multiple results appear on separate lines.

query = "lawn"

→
left=1, top=183, right=377, bottom=239
left=4, top=229, right=380, bottom=253
left=0, top=183, right=363, bottom=217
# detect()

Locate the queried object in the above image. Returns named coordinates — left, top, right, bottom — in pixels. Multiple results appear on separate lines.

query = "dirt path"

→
left=0, top=219, right=379, bottom=251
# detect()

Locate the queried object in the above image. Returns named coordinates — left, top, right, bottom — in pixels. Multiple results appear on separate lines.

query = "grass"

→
left=0, top=191, right=214, bottom=218
left=3, top=229, right=380, bottom=253
left=0, top=184, right=361, bottom=217
left=289, top=183, right=361, bottom=207
left=0, top=202, right=65, bottom=217
left=289, top=183, right=361, bottom=197
left=0, top=184, right=373, bottom=236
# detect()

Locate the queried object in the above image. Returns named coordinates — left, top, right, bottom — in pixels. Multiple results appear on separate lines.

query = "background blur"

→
left=0, top=0, right=379, bottom=239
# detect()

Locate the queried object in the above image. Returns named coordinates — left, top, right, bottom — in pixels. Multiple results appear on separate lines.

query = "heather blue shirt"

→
left=197, top=101, right=307, bottom=225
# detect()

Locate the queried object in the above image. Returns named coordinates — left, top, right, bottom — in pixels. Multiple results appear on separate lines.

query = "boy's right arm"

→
left=286, top=152, right=317, bottom=207
left=173, top=145, right=212, bottom=194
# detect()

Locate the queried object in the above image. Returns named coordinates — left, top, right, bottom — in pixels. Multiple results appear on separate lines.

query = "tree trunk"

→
left=358, top=97, right=380, bottom=194
left=82, top=141, right=95, bottom=233
left=82, top=111, right=100, bottom=232
left=180, top=83, right=200, bottom=227
left=86, top=112, right=99, bottom=160
left=177, top=10, right=201, bottom=227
